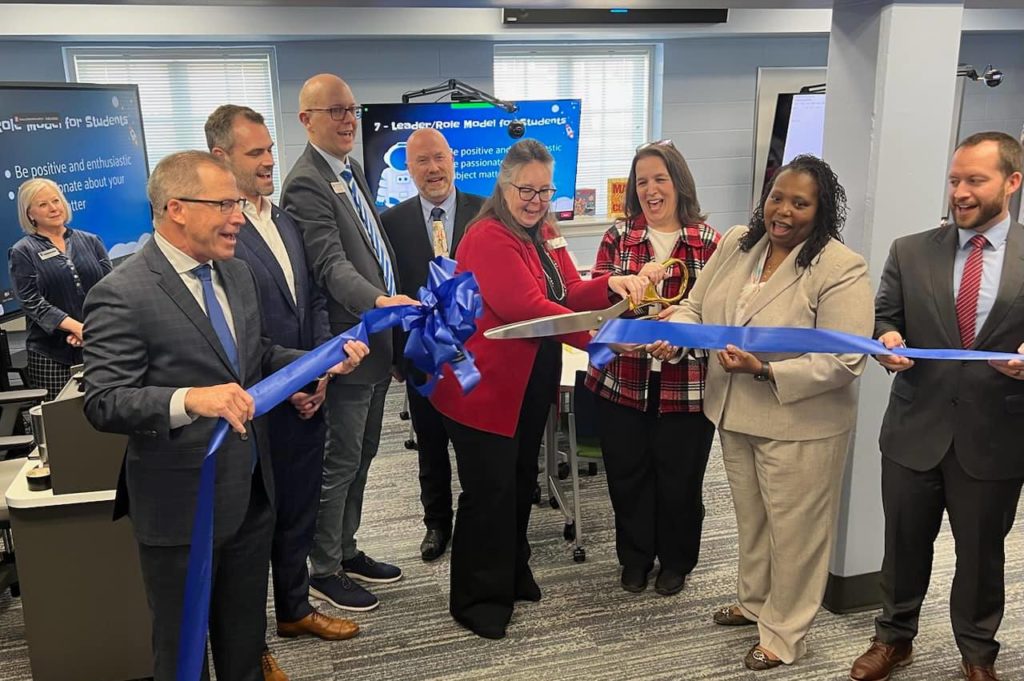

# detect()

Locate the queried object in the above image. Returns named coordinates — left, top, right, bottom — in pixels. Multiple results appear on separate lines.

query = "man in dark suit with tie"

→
left=82, top=151, right=367, bottom=681
left=381, top=128, right=484, bottom=561
left=850, top=132, right=1024, bottom=681
left=281, top=73, right=417, bottom=612
left=206, top=105, right=360, bottom=666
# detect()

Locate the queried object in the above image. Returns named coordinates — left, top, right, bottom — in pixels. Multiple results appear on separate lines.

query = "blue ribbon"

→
left=176, top=257, right=479, bottom=681
left=589, top=319, right=1024, bottom=370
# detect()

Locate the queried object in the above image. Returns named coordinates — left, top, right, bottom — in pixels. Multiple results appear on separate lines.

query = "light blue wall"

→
left=1, top=32, right=1021, bottom=267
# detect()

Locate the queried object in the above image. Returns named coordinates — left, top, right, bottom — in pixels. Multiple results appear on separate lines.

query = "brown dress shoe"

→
left=961, top=659, right=999, bottom=680
left=261, top=649, right=289, bottom=681
left=713, top=604, right=756, bottom=626
left=745, top=645, right=784, bottom=671
left=277, top=609, right=360, bottom=641
left=849, top=638, right=913, bottom=681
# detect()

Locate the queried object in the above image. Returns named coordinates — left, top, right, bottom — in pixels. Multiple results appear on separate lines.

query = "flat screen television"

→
left=360, top=99, right=582, bottom=219
left=761, top=92, right=825, bottom=198
left=0, top=82, right=151, bottom=319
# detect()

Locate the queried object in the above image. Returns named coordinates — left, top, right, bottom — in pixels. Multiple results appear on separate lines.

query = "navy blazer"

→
left=233, top=203, right=331, bottom=352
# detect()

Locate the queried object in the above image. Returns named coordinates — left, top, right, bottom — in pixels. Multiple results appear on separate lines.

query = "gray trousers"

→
left=310, top=377, right=390, bottom=577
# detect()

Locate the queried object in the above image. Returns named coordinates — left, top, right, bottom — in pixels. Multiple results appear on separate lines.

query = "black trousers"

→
left=137, top=466, right=273, bottom=681
left=407, top=379, right=454, bottom=531
left=443, top=341, right=559, bottom=634
left=595, top=376, right=715, bottom=574
left=875, top=449, right=1023, bottom=665
left=268, top=404, right=326, bottom=623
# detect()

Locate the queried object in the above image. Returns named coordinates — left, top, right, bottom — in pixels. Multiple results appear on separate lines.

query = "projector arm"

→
left=402, top=79, right=519, bottom=114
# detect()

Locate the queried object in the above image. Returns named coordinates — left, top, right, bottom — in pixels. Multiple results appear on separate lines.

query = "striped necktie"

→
left=341, top=163, right=396, bottom=296
left=955, top=234, right=988, bottom=348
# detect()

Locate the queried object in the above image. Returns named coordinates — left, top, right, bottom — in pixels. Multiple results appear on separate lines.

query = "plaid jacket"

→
left=584, top=216, right=721, bottom=414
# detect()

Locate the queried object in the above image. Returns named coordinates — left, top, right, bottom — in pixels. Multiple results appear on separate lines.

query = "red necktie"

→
left=955, top=234, right=988, bottom=348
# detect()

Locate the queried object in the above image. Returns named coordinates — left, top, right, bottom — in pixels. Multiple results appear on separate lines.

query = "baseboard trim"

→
left=823, top=571, right=882, bottom=614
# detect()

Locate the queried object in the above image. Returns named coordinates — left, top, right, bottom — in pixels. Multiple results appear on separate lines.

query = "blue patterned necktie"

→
left=192, top=264, right=239, bottom=374
left=341, top=163, right=396, bottom=295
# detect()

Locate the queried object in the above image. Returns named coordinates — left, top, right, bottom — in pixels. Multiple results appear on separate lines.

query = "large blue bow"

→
left=588, top=319, right=1024, bottom=369
left=176, top=257, right=480, bottom=681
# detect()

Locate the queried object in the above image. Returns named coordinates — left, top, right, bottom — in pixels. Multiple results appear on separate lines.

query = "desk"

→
left=5, top=457, right=152, bottom=681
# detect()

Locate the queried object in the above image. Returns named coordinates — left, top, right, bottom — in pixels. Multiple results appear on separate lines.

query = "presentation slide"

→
left=781, top=93, right=825, bottom=164
left=0, top=82, right=151, bottom=317
left=361, top=99, right=582, bottom=219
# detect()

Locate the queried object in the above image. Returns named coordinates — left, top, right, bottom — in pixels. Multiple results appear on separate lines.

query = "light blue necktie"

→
left=193, top=263, right=256, bottom=471
left=192, top=264, right=239, bottom=374
left=341, top=163, right=396, bottom=296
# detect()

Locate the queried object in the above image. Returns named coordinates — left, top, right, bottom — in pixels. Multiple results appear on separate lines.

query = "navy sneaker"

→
left=309, top=571, right=379, bottom=612
left=341, top=552, right=403, bottom=584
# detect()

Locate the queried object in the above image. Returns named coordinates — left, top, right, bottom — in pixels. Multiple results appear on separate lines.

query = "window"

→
left=66, top=47, right=281, bottom=191
left=495, top=45, right=653, bottom=217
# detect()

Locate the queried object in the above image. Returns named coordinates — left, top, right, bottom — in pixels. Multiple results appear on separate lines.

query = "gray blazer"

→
left=875, top=221, right=1024, bottom=480
left=82, top=238, right=302, bottom=546
left=281, top=144, right=398, bottom=384
left=670, top=225, right=874, bottom=441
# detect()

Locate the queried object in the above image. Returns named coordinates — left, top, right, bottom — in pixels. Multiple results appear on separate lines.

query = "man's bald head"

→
left=298, top=73, right=358, bottom=159
left=406, top=128, right=455, bottom=204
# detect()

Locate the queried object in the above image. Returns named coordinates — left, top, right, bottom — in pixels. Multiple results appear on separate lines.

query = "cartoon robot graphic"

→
left=375, top=141, right=416, bottom=208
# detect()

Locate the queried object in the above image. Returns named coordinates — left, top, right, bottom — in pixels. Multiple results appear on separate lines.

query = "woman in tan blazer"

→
left=652, top=155, right=874, bottom=669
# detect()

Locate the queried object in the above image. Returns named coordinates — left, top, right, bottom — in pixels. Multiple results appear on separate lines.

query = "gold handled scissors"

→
left=485, top=258, right=689, bottom=340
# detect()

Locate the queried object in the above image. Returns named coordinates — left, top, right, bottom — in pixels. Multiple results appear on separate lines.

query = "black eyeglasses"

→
left=172, top=197, right=248, bottom=214
left=636, top=139, right=677, bottom=152
left=510, top=184, right=557, bottom=202
left=304, top=105, right=362, bottom=121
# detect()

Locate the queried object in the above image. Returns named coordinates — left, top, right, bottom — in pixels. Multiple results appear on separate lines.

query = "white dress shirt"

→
left=243, top=196, right=297, bottom=303
left=153, top=231, right=237, bottom=428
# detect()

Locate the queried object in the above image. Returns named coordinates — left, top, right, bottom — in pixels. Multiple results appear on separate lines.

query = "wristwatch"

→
left=753, top=361, right=772, bottom=382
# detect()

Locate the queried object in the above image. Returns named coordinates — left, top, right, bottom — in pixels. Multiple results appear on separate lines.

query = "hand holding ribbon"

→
left=176, top=256, right=480, bottom=681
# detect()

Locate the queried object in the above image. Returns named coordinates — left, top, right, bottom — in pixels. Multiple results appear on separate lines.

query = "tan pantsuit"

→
left=719, top=428, right=850, bottom=663
left=668, top=225, right=875, bottom=664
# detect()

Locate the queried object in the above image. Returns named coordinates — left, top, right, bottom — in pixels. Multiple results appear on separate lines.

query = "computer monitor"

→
left=0, top=82, right=152, bottom=320
left=761, top=92, right=826, bottom=198
left=361, top=99, right=582, bottom=219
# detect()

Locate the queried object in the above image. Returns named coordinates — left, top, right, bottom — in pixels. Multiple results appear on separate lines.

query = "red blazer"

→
left=430, top=217, right=612, bottom=436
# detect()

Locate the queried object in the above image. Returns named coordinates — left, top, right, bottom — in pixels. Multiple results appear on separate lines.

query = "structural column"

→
left=822, top=0, right=964, bottom=612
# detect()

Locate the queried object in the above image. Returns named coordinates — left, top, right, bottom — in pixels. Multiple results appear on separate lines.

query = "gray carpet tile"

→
left=1, top=385, right=1021, bottom=680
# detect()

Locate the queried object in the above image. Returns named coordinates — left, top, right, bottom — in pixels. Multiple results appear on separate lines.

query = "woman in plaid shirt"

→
left=584, top=142, right=720, bottom=596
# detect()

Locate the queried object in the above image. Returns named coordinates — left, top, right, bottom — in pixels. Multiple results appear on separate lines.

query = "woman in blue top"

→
left=10, top=178, right=112, bottom=399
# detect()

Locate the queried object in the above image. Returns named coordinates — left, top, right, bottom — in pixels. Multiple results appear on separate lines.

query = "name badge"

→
left=330, top=181, right=349, bottom=196
left=38, top=248, right=60, bottom=261
left=547, top=237, right=568, bottom=250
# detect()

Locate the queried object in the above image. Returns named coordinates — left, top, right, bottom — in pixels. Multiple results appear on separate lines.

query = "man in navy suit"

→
left=381, top=128, right=484, bottom=561
left=207, top=106, right=358, bottom=678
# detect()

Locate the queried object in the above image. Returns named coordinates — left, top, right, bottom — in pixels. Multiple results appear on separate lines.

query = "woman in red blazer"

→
left=430, top=139, right=646, bottom=639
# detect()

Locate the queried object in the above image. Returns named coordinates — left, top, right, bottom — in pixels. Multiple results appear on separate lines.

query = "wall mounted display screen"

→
left=361, top=99, right=582, bottom=219
left=761, top=92, right=825, bottom=197
left=0, top=82, right=151, bottom=318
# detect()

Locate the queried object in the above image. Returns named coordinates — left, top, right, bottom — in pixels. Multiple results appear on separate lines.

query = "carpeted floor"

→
left=1, top=386, right=1021, bottom=680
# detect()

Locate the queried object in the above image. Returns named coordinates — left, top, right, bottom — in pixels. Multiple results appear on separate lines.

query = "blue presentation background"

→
left=361, top=99, right=581, bottom=217
left=0, top=85, right=150, bottom=316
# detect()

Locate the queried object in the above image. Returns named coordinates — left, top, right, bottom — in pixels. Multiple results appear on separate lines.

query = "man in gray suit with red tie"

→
left=82, top=151, right=366, bottom=680
left=281, top=73, right=416, bottom=612
left=206, top=105, right=359, bottom=677
left=851, top=132, right=1024, bottom=681
left=381, top=128, right=484, bottom=561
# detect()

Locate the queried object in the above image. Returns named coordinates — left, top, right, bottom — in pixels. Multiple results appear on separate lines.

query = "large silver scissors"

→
left=485, top=258, right=688, bottom=340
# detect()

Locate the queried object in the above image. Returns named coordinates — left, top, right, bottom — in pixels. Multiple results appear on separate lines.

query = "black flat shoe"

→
left=515, top=573, right=542, bottom=602
left=654, top=569, right=686, bottom=596
left=453, top=615, right=506, bottom=640
left=420, top=528, right=451, bottom=562
left=620, top=565, right=651, bottom=593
